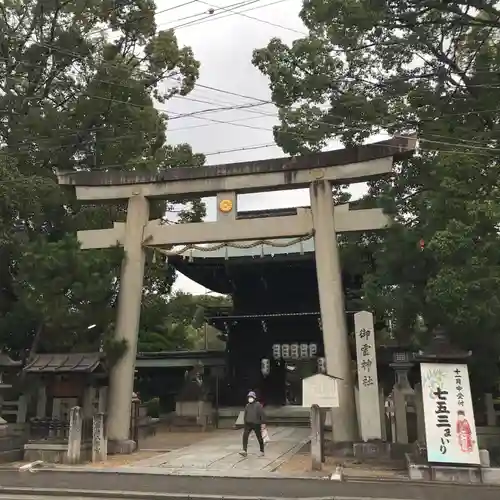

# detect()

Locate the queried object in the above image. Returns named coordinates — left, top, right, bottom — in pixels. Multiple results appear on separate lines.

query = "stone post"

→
left=379, top=388, right=387, bottom=441
left=480, top=449, right=491, bottom=468
left=414, top=383, right=426, bottom=446
left=67, top=406, right=82, bottom=465
left=98, top=387, right=108, bottom=413
left=390, top=362, right=414, bottom=444
left=107, top=194, right=149, bottom=453
left=83, top=386, right=95, bottom=419
left=52, top=398, right=62, bottom=419
left=36, top=387, right=47, bottom=418
left=92, top=412, right=107, bottom=463
left=485, top=393, right=497, bottom=427
left=354, top=311, right=382, bottom=441
left=354, top=386, right=360, bottom=428
left=309, top=180, right=357, bottom=442
left=16, top=395, right=28, bottom=424
left=310, top=404, right=323, bottom=471
left=0, top=416, right=8, bottom=437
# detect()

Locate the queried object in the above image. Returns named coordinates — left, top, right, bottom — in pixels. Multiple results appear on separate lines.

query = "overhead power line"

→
left=164, top=0, right=264, bottom=28
left=168, top=0, right=292, bottom=30
left=193, top=0, right=306, bottom=36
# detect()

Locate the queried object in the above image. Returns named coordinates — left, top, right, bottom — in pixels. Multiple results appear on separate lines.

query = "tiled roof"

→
left=23, top=353, right=103, bottom=373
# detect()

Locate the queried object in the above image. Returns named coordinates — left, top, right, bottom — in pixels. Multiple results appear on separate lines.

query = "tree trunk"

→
left=27, top=323, right=43, bottom=362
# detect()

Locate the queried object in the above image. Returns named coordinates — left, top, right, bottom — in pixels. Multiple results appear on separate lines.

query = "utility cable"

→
left=193, top=0, right=306, bottom=36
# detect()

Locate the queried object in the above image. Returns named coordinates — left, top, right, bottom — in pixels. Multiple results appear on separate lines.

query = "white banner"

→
left=421, top=363, right=480, bottom=465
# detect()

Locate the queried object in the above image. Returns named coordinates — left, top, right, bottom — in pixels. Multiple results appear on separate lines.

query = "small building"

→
left=23, top=353, right=108, bottom=421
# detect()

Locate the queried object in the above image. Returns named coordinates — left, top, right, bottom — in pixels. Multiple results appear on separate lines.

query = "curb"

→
left=12, top=465, right=332, bottom=481
left=344, top=476, right=500, bottom=489
left=4, top=463, right=500, bottom=489
left=0, top=487, right=348, bottom=499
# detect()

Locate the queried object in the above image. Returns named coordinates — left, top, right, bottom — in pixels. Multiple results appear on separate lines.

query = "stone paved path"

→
left=125, top=426, right=310, bottom=477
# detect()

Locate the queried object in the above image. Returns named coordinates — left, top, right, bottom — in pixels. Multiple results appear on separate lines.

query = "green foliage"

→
left=253, top=1, right=500, bottom=390
left=0, top=1, right=205, bottom=358
left=1, top=235, right=123, bottom=356
left=137, top=291, right=232, bottom=353
left=145, top=396, right=160, bottom=418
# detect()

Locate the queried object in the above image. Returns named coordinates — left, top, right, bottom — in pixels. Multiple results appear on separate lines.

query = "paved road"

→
left=0, top=496, right=114, bottom=500
left=0, top=471, right=499, bottom=499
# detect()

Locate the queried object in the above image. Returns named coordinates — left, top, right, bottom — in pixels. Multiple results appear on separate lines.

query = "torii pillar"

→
left=107, top=195, right=149, bottom=452
left=310, top=180, right=358, bottom=442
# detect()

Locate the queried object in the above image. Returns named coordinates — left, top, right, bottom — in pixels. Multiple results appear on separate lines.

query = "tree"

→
left=137, top=292, right=232, bottom=353
left=0, top=1, right=205, bottom=358
left=252, top=1, right=500, bottom=390
left=1, top=235, right=123, bottom=357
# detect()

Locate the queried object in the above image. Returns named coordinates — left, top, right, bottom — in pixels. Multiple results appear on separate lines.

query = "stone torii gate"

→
left=57, top=136, right=415, bottom=452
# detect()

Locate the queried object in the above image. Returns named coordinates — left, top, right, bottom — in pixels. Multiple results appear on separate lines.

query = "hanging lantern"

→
left=261, top=358, right=270, bottom=377
left=272, top=344, right=281, bottom=360
left=309, top=343, right=317, bottom=358
left=317, top=357, right=327, bottom=374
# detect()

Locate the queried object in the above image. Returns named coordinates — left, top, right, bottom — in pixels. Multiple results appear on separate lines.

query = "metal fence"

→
left=129, top=399, right=140, bottom=446
left=28, top=418, right=69, bottom=441
left=28, top=415, right=94, bottom=443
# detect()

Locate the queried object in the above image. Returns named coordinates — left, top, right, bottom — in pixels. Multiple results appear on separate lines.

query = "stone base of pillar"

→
left=353, top=440, right=390, bottom=460
left=107, top=439, right=136, bottom=455
left=327, top=440, right=355, bottom=457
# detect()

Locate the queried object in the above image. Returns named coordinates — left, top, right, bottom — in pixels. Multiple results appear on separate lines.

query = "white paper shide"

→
left=421, top=363, right=479, bottom=465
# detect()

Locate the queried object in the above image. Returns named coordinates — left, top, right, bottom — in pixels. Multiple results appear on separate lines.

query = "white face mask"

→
left=248, top=397, right=255, bottom=403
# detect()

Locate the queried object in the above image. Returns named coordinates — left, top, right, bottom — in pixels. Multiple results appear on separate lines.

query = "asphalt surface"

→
left=0, top=471, right=499, bottom=499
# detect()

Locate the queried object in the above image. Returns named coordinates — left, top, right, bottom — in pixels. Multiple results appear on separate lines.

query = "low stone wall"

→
left=175, top=401, right=212, bottom=418
left=0, top=422, right=27, bottom=463
left=0, top=435, right=25, bottom=463
left=477, top=426, right=500, bottom=448
left=173, top=401, right=214, bottom=430
left=24, top=442, right=92, bottom=464
left=353, top=441, right=412, bottom=460
left=137, top=417, right=159, bottom=439
left=405, top=452, right=500, bottom=485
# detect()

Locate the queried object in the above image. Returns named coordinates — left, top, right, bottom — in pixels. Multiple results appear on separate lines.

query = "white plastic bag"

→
left=261, top=425, right=270, bottom=444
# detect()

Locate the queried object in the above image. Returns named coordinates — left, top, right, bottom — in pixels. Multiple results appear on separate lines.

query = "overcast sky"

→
left=155, top=0, right=379, bottom=294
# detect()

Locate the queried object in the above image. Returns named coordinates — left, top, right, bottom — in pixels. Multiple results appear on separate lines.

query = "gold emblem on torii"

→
left=219, top=199, right=233, bottom=213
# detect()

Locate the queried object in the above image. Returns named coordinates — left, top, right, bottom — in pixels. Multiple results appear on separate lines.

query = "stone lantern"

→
left=389, top=349, right=415, bottom=445
left=0, top=352, right=22, bottom=425
left=415, top=325, right=471, bottom=362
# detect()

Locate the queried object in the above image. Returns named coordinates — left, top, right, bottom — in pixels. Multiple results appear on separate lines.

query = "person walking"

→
left=240, top=390, right=266, bottom=457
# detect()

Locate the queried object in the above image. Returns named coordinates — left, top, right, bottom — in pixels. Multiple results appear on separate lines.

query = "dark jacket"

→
left=244, top=401, right=265, bottom=425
